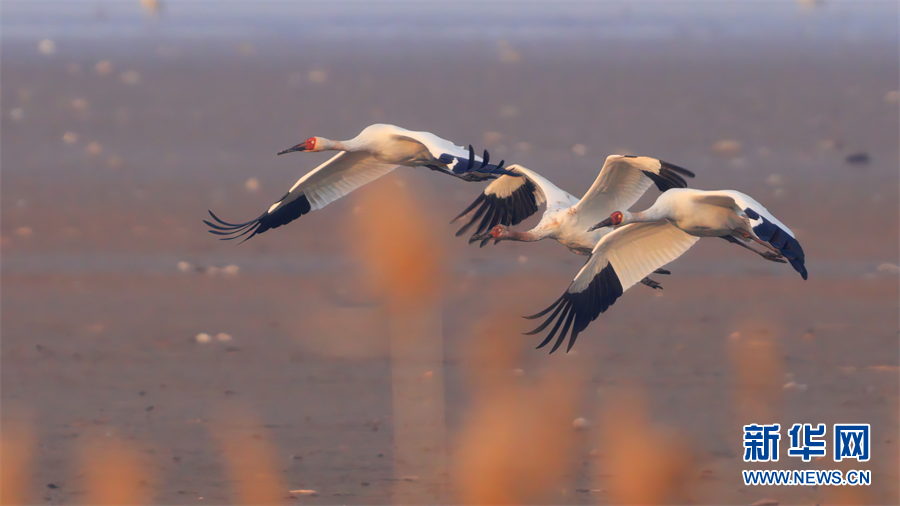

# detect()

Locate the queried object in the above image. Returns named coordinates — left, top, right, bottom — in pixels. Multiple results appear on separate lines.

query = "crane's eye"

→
left=305, top=137, right=316, bottom=151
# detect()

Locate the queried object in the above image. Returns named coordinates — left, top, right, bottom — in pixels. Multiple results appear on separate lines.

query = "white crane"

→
left=588, top=189, right=807, bottom=278
left=205, top=123, right=509, bottom=242
left=525, top=188, right=807, bottom=354
left=452, top=154, right=696, bottom=288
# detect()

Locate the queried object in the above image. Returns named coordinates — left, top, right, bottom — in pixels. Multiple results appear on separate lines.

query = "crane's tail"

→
left=439, top=146, right=514, bottom=176
left=774, top=236, right=807, bottom=280
left=748, top=210, right=808, bottom=280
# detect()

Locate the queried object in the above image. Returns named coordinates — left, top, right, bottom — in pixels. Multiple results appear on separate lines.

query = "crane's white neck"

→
left=311, top=137, right=360, bottom=152
left=492, top=224, right=544, bottom=242
left=620, top=207, right=667, bottom=225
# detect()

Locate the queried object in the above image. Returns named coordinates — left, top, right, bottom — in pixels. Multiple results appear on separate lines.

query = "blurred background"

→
left=2, top=1, right=898, bottom=504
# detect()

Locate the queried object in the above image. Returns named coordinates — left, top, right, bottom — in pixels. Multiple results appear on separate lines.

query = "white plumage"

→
left=575, top=222, right=700, bottom=293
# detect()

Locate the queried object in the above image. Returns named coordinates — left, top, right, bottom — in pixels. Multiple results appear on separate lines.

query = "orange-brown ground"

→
left=2, top=4, right=898, bottom=504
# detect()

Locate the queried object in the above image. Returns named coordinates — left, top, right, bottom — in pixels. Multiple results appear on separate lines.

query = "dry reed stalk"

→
left=455, top=315, right=583, bottom=504
left=596, top=389, right=693, bottom=505
left=211, top=405, right=287, bottom=504
left=1, top=416, right=36, bottom=505
left=729, top=320, right=784, bottom=430
left=80, top=436, right=150, bottom=505
left=353, top=177, right=448, bottom=503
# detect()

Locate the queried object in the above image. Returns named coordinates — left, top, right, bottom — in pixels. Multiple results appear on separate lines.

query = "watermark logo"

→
left=787, top=423, right=826, bottom=462
left=743, top=423, right=781, bottom=462
left=742, top=423, right=871, bottom=486
left=834, top=424, right=870, bottom=462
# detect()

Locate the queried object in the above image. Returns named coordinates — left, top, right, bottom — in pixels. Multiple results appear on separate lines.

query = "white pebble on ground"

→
left=120, top=70, right=141, bottom=85
left=38, top=39, right=56, bottom=55
left=782, top=381, right=808, bottom=392
left=712, top=140, right=742, bottom=156
left=572, top=417, right=589, bottom=430
left=877, top=263, right=899, bottom=274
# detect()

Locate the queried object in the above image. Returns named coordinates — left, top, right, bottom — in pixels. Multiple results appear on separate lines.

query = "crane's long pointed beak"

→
left=587, top=218, right=614, bottom=232
left=277, top=143, right=307, bottom=155
left=468, top=231, right=489, bottom=244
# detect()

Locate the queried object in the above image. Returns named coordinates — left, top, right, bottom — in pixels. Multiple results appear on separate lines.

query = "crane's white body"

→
left=619, top=189, right=795, bottom=240
left=502, top=165, right=593, bottom=252
left=605, top=188, right=807, bottom=280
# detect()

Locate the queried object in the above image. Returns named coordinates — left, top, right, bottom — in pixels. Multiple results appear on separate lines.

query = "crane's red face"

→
left=277, top=137, right=317, bottom=155
left=587, top=211, right=624, bottom=232
left=490, top=225, right=509, bottom=238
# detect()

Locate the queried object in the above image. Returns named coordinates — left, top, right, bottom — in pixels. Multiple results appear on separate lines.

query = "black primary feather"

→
left=452, top=178, right=540, bottom=241
left=205, top=193, right=312, bottom=243
left=745, top=207, right=807, bottom=280
left=525, top=262, right=624, bottom=353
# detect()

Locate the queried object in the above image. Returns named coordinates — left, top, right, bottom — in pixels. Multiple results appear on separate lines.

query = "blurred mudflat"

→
left=2, top=2, right=898, bottom=504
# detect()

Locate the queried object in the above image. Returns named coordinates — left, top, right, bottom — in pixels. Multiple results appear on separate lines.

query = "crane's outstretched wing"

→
left=695, top=190, right=807, bottom=280
left=524, top=221, right=699, bottom=354
left=450, top=165, right=573, bottom=246
left=205, top=150, right=397, bottom=242
left=573, top=155, right=695, bottom=226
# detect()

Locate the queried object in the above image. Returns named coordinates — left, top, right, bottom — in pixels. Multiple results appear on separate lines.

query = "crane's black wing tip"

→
left=526, top=263, right=624, bottom=354
left=451, top=178, right=539, bottom=243
left=204, top=209, right=266, bottom=241
left=659, top=159, right=696, bottom=178
left=643, top=167, right=691, bottom=192
left=205, top=194, right=313, bottom=243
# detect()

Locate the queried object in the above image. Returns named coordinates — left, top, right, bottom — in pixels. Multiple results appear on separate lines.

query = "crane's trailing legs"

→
left=640, top=268, right=670, bottom=289
left=721, top=236, right=786, bottom=263
left=640, top=277, right=663, bottom=289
